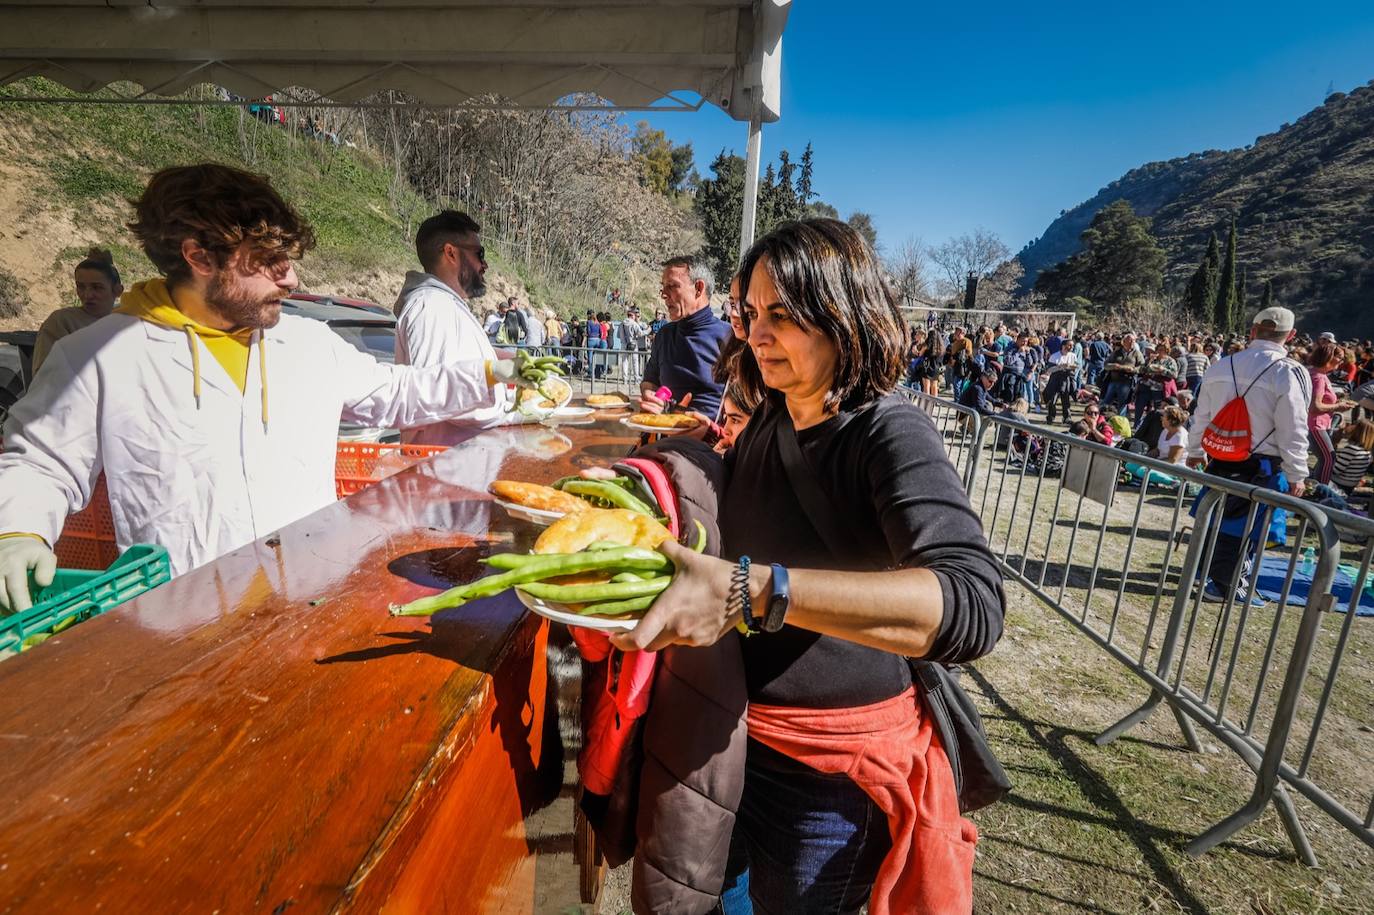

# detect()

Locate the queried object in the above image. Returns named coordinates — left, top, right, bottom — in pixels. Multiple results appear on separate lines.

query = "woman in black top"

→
left=613, top=219, right=1003, bottom=913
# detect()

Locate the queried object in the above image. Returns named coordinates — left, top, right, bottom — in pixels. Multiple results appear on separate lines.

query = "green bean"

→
left=516, top=576, right=670, bottom=603
left=482, top=553, right=535, bottom=570
left=580, top=595, right=656, bottom=617
left=390, top=547, right=670, bottom=616
left=610, top=572, right=647, bottom=583
left=561, top=479, right=657, bottom=516
left=689, top=519, right=707, bottom=553
left=585, top=540, right=629, bottom=550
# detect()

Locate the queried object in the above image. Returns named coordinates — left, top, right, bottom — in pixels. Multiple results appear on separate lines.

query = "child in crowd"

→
left=714, top=382, right=757, bottom=454
left=1331, top=418, right=1374, bottom=495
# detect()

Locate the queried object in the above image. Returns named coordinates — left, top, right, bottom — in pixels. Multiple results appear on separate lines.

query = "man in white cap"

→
left=1317, top=331, right=1336, bottom=343
left=1187, top=306, right=1311, bottom=607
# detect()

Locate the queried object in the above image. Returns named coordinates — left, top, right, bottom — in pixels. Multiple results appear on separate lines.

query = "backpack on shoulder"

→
left=1201, top=359, right=1283, bottom=462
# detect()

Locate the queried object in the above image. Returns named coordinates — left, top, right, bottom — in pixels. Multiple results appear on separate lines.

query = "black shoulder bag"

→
left=772, top=403, right=1011, bottom=814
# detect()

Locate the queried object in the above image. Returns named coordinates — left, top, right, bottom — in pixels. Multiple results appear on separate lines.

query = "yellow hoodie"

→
left=115, top=278, right=256, bottom=395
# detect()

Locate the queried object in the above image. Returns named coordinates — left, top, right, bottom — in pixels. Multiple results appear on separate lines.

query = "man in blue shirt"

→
left=639, top=254, right=732, bottom=418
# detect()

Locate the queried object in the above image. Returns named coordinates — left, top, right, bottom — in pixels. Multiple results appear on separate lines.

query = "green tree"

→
left=668, top=142, right=695, bottom=194
left=757, top=162, right=779, bottom=237
left=804, top=200, right=840, bottom=220
left=1236, top=266, right=1248, bottom=322
left=1260, top=278, right=1274, bottom=310
left=693, top=150, right=745, bottom=285
left=630, top=121, right=694, bottom=196
left=1185, top=257, right=1217, bottom=319
left=1034, top=200, right=1165, bottom=311
left=797, top=143, right=815, bottom=206
left=695, top=145, right=822, bottom=281
left=1204, top=230, right=1221, bottom=274
left=847, top=211, right=879, bottom=251
left=1214, top=221, right=1239, bottom=332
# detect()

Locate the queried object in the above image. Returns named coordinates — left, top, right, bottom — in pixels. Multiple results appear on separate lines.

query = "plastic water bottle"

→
left=1300, top=546, right=1315, bottom=575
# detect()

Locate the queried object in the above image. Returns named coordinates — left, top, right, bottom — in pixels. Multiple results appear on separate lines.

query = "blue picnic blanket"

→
left=1253, top=555, right=1374, bottom=616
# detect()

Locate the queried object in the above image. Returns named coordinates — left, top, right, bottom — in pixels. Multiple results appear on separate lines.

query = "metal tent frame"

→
left=0, top=0, right=790, bottom=256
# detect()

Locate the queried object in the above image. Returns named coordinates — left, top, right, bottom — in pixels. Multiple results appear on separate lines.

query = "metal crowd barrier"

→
left=518, top=344, right=648, bottom=396
left=916, top=396, right=1372, bottom=865
left=901, top=387, right=982, bottom=489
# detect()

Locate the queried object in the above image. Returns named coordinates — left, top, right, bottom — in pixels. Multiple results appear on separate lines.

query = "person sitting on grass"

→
left=1081, top=404, right=1115, bottom=445
left=1151, top=405, right=1190, bottom=466
left=957, top=368, right=1000, bottom=416
left=1330, top=418, right=1374, bottom=496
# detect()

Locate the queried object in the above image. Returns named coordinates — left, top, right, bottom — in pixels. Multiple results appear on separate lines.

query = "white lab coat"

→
left=394, top=272, right=511, bottom=446
left=0, top=312, right=496, bottom=576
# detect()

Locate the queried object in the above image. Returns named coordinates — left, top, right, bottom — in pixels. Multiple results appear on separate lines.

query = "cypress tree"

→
left=1260, top=279, right=1274, bottom=310
left=1204, top=231, right=1221, bottom=274
left=1186, top=258, right=1216, bottom=319
left=1214, top=221, right=1239, bottom=332
left=1236, top=267, right=1248, bottom=323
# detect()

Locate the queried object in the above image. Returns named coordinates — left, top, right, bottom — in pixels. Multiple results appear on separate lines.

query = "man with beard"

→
left=393, top=210, right=515, bottom=445
left=0, top=164, right=543, bottom=609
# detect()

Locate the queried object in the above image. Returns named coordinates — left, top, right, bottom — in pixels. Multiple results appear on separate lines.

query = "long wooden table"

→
left=0, top=416, right=639, bottom=913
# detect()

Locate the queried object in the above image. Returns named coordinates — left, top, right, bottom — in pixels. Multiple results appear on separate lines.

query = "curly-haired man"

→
left=0, top=163, right=541, bottom=607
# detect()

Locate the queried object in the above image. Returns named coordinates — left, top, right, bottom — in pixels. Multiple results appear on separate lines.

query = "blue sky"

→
left=636, top=2, right=1374, bottom=258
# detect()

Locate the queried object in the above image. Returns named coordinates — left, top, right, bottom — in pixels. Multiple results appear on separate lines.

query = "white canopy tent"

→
left=0, top=0, right=789, bottom=255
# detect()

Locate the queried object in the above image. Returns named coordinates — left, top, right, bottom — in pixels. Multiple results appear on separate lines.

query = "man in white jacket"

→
left=393, top=211, right=512, bottom=446
left=0, top=164, right=541, bottom=610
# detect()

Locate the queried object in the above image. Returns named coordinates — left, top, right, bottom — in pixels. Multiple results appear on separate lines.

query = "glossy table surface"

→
left=0, top=415, right=641, bottom=914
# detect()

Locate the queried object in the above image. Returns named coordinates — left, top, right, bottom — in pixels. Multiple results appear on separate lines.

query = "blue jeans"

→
left=1102, top=381, right=1133, bottom=411
left=719, top=740, right=890, bottom=915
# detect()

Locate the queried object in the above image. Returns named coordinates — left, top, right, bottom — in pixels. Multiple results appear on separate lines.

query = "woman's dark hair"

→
left=736, top=218, right=908, bottom=412
left=712, top=333, right=749, bottom=384
left=75, top=246, right=121, bottom=287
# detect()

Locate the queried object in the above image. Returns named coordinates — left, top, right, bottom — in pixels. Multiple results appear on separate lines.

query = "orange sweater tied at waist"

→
left=747, top=687, right=978, bottom=915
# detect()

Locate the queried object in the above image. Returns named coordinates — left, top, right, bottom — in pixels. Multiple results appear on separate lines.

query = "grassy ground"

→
left=968, top=587, right=1370, bottom=914
left=926, top=397, right=1374, bottom=914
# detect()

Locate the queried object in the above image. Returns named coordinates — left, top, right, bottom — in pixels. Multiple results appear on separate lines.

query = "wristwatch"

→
left=761, top=564, right=791, bottom=633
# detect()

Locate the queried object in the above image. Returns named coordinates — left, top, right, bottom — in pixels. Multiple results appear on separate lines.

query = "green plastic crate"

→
left=0, top=544, right=172, bottom=657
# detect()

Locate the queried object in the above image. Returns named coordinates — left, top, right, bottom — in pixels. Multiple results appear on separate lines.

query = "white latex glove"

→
left=0, top=537, right=58, bottom=614
left=489, top=350, right=567, bottom=389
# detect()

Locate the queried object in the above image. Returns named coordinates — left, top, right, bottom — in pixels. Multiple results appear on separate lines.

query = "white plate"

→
left=515, top=588, right=639, bottom=632
left=586, top=398, right=632, bottom=410
left=619, top=416, right=701, bottom=435
left=552, top=405, right=595, bottom=419
left=493, top=499, right=566, bottom=526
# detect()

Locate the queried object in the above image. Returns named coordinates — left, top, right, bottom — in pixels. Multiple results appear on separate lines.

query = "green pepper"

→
left=516, top=576, right=671, bottom=603
left=579, top=595, right=657, bottom=617
left=391, top=546, right=670, bottom=616
left=560, top=479, right=657, bottom=516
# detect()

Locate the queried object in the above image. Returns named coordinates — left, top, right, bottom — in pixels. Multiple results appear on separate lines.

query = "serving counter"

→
left=0, top=417, right=639, bottom=913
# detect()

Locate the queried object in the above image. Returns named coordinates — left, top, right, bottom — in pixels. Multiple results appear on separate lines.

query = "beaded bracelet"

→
left=729, top=555, right=756, bottom=632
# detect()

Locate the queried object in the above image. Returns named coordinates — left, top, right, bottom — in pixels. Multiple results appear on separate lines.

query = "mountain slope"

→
left=1018, top=81, right=1374, bottom=334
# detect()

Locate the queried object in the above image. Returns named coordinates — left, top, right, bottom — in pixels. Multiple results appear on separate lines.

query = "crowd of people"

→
left=920, top=308, right=1373, bottom=609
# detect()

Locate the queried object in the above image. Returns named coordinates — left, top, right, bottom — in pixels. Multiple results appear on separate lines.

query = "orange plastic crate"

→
left=334, top=442, right=447, bottom=498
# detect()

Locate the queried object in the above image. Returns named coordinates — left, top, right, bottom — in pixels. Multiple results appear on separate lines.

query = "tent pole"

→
left=738, top=94, right=763, bottom=260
